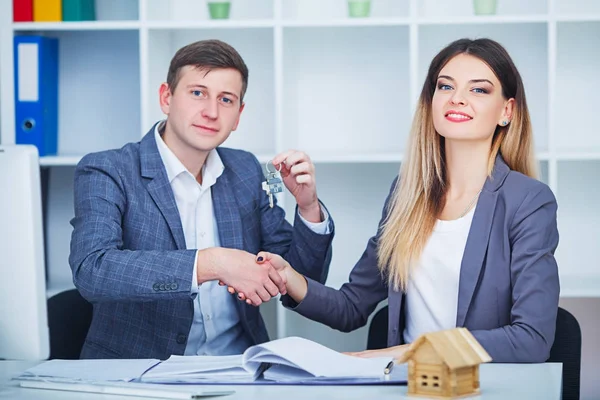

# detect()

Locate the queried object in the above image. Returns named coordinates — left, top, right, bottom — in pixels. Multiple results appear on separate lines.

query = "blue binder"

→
left=14, top=35, right=59, bottom=156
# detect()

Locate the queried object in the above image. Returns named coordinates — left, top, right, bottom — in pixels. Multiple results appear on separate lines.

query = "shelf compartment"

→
left=554, top=0, right=600, bottom=15
left=418, top=0, right=546, bottom=18
left=555, top=22, right=600, bottom=153
left=282, top=26, right=410, bottom=156
left=144, top=0, right=273, bottom=21
left=555, top=161, right=600, bottom=292
left=145, top=28, right=276, bottom=155
left=282, top=0, right=410, bottom=21
left=418, top=23, right=549, bottom=152
left=14, top=30, right=142, bottom=156
left=44, top=167, right=76, bottom=298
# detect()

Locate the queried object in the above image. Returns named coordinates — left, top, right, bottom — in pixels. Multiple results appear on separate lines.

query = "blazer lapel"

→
left=140, top=129, right=187, bottom=250
left=211, top=171, right=244, bottom=250
left=456, top=154, right=510, bottom=326
left=455, top=190, right=498, bottom=326
left=387, top=288, right=403, bottom=347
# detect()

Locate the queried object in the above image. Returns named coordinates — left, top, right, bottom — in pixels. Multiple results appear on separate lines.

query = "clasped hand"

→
left=217, top=250, right=291, bottom=306
left=213, top=249, right=289, bottom=306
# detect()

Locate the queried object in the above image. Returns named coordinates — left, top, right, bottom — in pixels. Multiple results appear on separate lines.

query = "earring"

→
left=502, top=120, right=509, bottom=126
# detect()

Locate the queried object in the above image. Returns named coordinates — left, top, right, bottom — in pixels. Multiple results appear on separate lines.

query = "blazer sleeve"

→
left=251, top=156, right=335, bottom=284
left=471, top=185, right=560, bottom=362
left=281, top=178, right=398, bottom=332
left=69, top=153, right=197, bottom=303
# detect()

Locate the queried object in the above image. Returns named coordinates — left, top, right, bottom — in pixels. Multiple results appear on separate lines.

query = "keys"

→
left=263, top=161, right=284, bottom=208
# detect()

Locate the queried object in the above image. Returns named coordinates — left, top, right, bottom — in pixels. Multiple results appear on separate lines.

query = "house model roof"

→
left=398, top=327, right=492, bottom=369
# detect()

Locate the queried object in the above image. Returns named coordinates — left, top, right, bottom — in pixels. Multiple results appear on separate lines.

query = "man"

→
left=69, top=39, right=334, bottom=359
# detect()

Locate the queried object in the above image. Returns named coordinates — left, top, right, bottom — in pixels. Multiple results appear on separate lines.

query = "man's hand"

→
left=271, top=150, right=321, bottom=223
left=197, top=248, right=286, bottom=306
left=221, top=251, right=308, bottom=306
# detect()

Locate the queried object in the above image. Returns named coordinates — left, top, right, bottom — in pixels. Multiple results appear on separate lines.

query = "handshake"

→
left=197, top=248, right=293, bottom=307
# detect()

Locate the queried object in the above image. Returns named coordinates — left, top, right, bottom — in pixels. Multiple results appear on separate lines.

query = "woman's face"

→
left=432, top=54, right=513, bottom=143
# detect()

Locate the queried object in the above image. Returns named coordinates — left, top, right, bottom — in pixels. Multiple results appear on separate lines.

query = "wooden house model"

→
left=397, top=328, right=492, bottom=399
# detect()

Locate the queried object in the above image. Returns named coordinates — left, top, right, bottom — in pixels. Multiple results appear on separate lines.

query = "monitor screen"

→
left=0, top=145, right=49, bottom=360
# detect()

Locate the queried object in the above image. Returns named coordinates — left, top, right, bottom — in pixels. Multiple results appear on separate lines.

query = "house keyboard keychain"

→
left=262, top=161, right=284, bottom=208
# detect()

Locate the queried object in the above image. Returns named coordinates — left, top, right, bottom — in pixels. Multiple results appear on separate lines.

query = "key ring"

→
left=266, top=160, right=282, bottom=174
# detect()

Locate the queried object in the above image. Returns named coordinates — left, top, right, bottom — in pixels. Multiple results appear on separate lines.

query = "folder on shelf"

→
left=13, top=0, right=33, bottom=22
left=62, top=0, right=95, bottom=21
left=14, top=35, right=59, bottom=156
left=33, top=0, right=62, bottom=22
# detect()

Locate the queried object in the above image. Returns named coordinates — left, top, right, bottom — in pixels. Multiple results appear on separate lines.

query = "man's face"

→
left=159, top=65, right=245, bottom=156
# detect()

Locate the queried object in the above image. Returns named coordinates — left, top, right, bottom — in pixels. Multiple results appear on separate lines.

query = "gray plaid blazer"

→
left=69, top=127, right=334, bottom=359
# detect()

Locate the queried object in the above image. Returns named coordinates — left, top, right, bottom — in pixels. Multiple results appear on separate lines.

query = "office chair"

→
left=366, top=305, right=582, bottom=400
left=47, top=289, right=93, bottom=359
left=547, top=307, right=582, bottom=400
left=366, top=305, right=388, bottom=350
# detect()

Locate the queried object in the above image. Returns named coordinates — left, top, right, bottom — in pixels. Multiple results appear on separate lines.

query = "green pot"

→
left=473, top=0, right=497, bottom=15
left=208, top=2, right=231, bottom=19
left=347, top=0, right=371, bottom=18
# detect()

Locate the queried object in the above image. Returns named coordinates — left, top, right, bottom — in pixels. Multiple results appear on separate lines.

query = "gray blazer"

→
left=288, top=155, right=559, bottom=363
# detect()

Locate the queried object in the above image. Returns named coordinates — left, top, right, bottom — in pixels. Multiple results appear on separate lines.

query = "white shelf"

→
left=311, top=153, right=403, bottom=163
left=556, top=152, right=600, bottom=161
left=145, top=20, right=276, bottom=29
left=36, top=153, right=558, bottom=166
left=40, top=156, right=82, bottom=167
left=46, top=280, right=75, bottom=299
left=559, top=276, right=600, bottom=298
left=555, top=14, right=600, bottom=22
left=12, top=21, right=141, bottom=31
left=417, top=15, right=549, bottom=25
left=281, top=17, right=410, bottom=27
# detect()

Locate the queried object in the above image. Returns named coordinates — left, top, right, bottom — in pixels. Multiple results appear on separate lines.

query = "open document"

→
left=15, top=336, right=405, bottom=385
left=141, top=336, right=396, bottom=384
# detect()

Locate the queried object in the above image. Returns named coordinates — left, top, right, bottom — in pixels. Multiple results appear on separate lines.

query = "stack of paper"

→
left=17, top=359, right=160, bottom=383
left=140, top=336, right=394, bottom=384
left=141, top=355, right=262, bottom=383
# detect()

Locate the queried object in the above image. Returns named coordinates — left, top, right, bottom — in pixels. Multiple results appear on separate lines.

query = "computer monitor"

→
left=0, top=145, right=49, bottom=360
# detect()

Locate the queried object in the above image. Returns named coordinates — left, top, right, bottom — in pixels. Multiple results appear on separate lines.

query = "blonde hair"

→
left=377, top=38, right=537, bottom=291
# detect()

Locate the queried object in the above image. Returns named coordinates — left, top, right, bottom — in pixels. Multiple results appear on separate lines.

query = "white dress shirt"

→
left=403, top=206, right=475, bottom=344
left=154, top=122, right=330, bottom=355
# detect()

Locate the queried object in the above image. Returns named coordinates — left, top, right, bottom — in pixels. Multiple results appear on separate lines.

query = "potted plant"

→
left=207, top=0, right=231, bottom=19
left=347, top=0, right=371, bottom=18
left=473, top=0, right=497, bottom=15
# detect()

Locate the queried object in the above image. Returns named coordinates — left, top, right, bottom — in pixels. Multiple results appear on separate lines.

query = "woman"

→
left=234, top=38, right=560, bottom=363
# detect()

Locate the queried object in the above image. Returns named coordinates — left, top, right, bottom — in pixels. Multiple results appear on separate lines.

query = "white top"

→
left=154, top=124, right=251, bottom=356
left=403, top=206, right=475, bottom=344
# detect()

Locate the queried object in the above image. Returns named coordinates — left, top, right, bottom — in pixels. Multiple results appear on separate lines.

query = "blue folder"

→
left=14, top=35, right=59, bottom=156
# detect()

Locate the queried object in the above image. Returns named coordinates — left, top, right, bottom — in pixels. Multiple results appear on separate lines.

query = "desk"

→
left=0, top=361, right=561, bottom=400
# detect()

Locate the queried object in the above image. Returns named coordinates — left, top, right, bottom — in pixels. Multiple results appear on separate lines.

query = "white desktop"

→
left=0, top=145, right=49, bottom=360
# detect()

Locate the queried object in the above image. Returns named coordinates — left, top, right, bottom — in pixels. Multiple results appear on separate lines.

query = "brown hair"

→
left=378, top=38, right=536, bottom=291
left=166, top=39, right=249, bottom=102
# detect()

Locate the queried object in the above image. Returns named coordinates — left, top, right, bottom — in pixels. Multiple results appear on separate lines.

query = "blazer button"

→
left=153, top=283, right=160, bottom=292
left=164, top=283, right=171, bottom=290
left=159, top=283, right=165, bottom=291
left=171, top=283, right=178, bottom=290
left=176, top=334, right=187, bottom=344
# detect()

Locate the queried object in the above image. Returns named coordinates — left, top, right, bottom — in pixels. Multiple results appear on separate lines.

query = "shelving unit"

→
left=1, top=0, right=599, bottom=352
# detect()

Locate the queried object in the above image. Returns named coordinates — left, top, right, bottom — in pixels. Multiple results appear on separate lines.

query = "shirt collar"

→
left=154, top=120, right=224, bottom=186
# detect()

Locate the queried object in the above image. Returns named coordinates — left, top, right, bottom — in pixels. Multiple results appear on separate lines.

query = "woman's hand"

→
left=344, top=344, right=410, bottom=362
left=219, top=251, right=308, bottom=306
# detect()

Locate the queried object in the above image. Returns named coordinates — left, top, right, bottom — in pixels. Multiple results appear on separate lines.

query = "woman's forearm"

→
left=285, top=267, right=309, bottom=303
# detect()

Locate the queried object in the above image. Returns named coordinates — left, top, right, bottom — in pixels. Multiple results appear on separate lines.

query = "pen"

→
left=384, top=360, right=395, bottom=375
